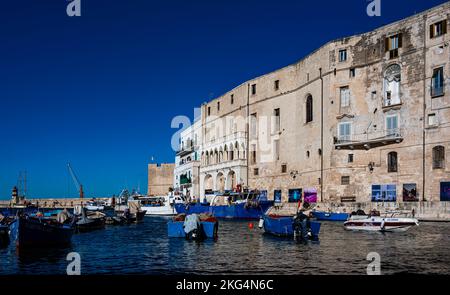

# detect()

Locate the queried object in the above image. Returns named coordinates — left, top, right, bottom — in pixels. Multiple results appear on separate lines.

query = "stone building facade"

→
left=191, top=2, right=450, bottom=203
left=147, top=163, right=175, bottom=196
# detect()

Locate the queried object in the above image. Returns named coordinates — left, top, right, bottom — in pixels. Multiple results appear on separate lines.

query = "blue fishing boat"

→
left=262, top=214, right=321, bottom=241
left=168, top=214, right=218, bottom=240
left=174, top=191, right=273, bottom=220
left=9, top=214, right=75, bottom=248
left=0, top=225, right=9, bottom=247
left=312, top=211, right=349, bottom=221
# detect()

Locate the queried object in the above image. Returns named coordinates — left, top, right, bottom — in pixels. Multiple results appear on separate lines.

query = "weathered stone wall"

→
left=148, top=163, right=175, bottom=196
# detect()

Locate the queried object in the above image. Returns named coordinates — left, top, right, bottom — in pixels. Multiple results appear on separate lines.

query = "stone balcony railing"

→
left=200, top=158, right=247, bottom=173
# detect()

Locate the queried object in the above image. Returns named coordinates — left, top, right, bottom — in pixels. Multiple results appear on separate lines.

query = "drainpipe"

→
left=246, top=83, right=250, bottom=190
left=422, top=15, right=427, bottom=202
left=320, top=68, right=324, bottom=203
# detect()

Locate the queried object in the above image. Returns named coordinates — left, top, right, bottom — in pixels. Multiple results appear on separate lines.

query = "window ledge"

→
left=382, top=102, right=402, bottom=111
left=431, top=93, right=445, bottom=99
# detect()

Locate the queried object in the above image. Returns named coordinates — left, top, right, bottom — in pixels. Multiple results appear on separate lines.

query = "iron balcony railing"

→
left=335, top=128, right=403, bottom=145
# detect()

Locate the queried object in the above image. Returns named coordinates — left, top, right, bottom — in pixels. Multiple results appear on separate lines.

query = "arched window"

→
left=387, top=152, right=398, bottom=172
left=384, top=64, right=401, bottom=106
left=433, top=146, right=445, bottom=169
left=306, top=95, right=313, bottom=123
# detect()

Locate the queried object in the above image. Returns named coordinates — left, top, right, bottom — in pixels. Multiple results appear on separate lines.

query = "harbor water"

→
left=1, top=217, right=449, bottom=275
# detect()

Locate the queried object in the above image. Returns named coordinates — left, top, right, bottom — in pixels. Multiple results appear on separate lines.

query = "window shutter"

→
left=443, top=20, right=448, bottom=34
left=398, top=33, right=403, bottom=48
left=385, top=37, right=390, bottom=52
left=430, top=24, right=435, bottom=38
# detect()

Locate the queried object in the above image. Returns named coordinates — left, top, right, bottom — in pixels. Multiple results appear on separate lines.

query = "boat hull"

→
left=344, top=217, right=419, bottom=232
left=141, top=205, right=177, bottom=216
left=312, top=211, right=349, bottom=221
left=167, top=220, right=218, bottom=239
left=174, top=201, right=273, bottom=220
left=76, top=218, right=105, bottom=232
left=10, top=217, right=74, bottom=248
left=262, top=215, right=321, bottom=238
left=0, top=225, right=9, bottom=247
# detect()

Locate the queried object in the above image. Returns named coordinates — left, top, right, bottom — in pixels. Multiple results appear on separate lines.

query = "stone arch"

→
left=204, top=174, right=214, bottom=191
left=226, top=170, right=236, bottom=191
left=216, top=172, right=225, bottom=192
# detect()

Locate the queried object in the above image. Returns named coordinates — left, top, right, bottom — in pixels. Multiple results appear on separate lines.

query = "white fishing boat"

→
left=344, top=211, right=419, bottom=232
left=137, top=195, right=185, bottom=216
left=85, top=200, right=105, bottom=211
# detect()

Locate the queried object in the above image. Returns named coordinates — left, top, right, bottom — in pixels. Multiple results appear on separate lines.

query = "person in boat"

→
left=293, top=202, right=313, bottom=243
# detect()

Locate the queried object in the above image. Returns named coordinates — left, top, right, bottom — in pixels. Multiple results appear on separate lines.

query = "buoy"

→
left=248, top=222, right=254, bottom=229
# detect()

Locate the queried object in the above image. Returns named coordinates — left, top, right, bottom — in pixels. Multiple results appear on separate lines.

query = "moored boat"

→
left=260, top=203, right=321, bottom=242
left=344, top=211, right=419, bottom=232
left=174, top=191, right=273, bottom=220
left=136, top=194, right=184, bottom=216
left=312, top=211, right=349, bottom=221
left=9, top=212, right=76, bottom=248
left=168, top=213, right=218, bottom=240
left=0, top=225, right=9, bottom=247
left=75, top=208, right=106, bottom=232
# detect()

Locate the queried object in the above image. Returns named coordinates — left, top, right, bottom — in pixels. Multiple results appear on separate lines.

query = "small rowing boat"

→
left=168, top=213, right=218, bottom=240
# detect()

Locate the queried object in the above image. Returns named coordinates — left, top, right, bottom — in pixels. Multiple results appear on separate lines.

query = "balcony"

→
left=334, top=128, right=403, bottom=150
left=176, top=147, right=196, bottom=157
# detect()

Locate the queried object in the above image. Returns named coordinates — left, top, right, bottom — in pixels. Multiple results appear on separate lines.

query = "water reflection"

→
left=0, top=218, right=449, bottom=275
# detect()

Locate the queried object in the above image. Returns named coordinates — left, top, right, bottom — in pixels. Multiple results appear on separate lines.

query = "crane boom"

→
left=67, top=163, right=84, bottom=199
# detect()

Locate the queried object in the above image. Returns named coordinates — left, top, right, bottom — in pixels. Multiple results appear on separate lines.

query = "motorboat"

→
left=137, top=194, right=184, bottom=216
left=85, top=200, right=105, bottom=211
left=344, top=211, right=419, bottom=232
left=174, top=191, right=273, bottom=220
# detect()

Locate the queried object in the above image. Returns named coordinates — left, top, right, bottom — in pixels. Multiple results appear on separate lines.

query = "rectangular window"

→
left=253, top=168, right=259, bottom=176
left=251, top=84, right=257, bottom=95
left=341, top=176, right=350, bottom=185
left=251, top=113, right=257, bottom=139
left=281, top=164, right=287, bottom=173
left=432, top=67, right=444, bottom=97
left=274, top=140, right=280, bottom=161
left=274, top=80, right=280, bottom=90
left=274, top=108, right=281, bottom=132
left=338, top=122, right=351, bottom=142
left=340, top=86, right=350, bottom=108
left=428, top=114, right=437, bottom=126
left=339, top=49, right=347, bottom=62
left=217, top=101, right=220, bottom=111
left=207, top=107, right=211, bottom=116
left=350, top=68, right=356, bottom=78
left=385, top=34, right=402, bottom=59
left=348, top=154, right=354, bottom=163
left=430, top=20, right=447, bottom=38
left=386, top=115, right=399, bottom=136
left=251, top=144, right=257, bottom=165
left=231, top=94, right=234, bottom=104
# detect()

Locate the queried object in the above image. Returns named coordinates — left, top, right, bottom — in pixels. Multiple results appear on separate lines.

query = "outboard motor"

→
left=183, top=214, right=204, bottom=241
left=293, top=211, right=312, bottom=243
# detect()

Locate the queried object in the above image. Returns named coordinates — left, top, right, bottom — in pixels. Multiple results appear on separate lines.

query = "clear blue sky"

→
left=0, top=0, right=446, bottom=199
